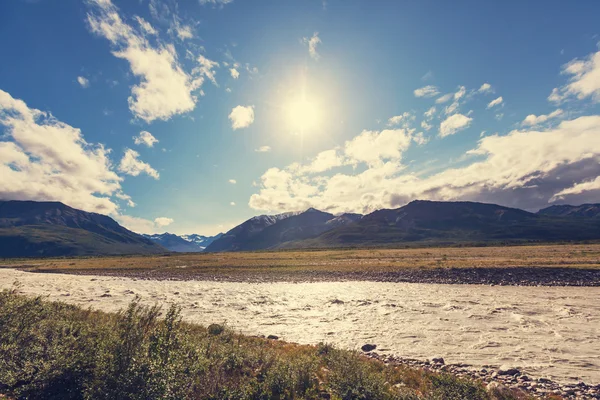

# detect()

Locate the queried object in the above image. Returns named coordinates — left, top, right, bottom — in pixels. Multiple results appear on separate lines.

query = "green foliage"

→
left=0, top=290, right=530, bottom=400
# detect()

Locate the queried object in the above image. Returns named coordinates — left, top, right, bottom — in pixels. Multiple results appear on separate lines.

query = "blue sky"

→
left=1, top=0, right=600, bottom=235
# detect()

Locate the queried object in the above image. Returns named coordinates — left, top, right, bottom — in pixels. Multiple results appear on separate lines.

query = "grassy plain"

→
left=1, top=244, right=599, bottom=283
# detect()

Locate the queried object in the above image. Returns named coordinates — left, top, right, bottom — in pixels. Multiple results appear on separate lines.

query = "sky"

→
left=1, top=0, right=600, bottom=236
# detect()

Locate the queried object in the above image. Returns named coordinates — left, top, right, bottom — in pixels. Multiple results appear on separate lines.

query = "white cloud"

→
left=154, top=216, right=173, bottom=227
left=345, top=129, right=412, bottom=167
left=487, top=96, right=503, bottom=109
left=255, top=145, right=271, bottom=152
left=435, top=93, right=453, bottom=104
left=118, top=148, right=159, bottom=179
left=522, top=109, right=564, bottom=126
left=229, top=105, right=255, bottom=130
left=421, top=120, right=432, bottom=131
left=194, top=54, right=219, bottom=85
left=550, top=49, right=600, bottom=103
left=413, top=132, right=429, bottom=145
left=115, top=214, right=173, bottom=234
left=387, top=112, right=413, bottom=127
left=230, top=201, right=236, bottom=206
left=303, top=32, right=321, bottom=60
left=175, top=24, right=193, bottom=40
left=86, top=0, right=203, bottom=123
left=77, top=76, right=90, bottom=88
left=228, top=179, right=237, bottom=184
left=424, top=106, right=436, bottom=119
left=454, top=86, right=466, bottom=100
left=230, top=68, right=240, bottom=79
left=551, top=176, right=600, bottom=201
left=0, top=89, right=122, bottom=214
left=300, top=149, right=344, bottom=173
left=134, top=16, right=157, bottom=36
left=249, top=115, right=600, bottom=215
left=414, top=85, right=439, bottom=98
left=200, top=0, right=234, bottom=5
left=133, top=130, right=159, bottom=147
left=439, top=113, right=472, bottom=137
left=478, top=83, right=492, bottom=93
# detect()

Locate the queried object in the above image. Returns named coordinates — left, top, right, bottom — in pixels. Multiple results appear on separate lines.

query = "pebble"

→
left=365, top=352, right=599, bottom=399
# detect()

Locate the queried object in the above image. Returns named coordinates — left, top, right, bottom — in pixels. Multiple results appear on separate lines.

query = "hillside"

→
left=538, top=203, right=600, bottom=218
left=0, top=200, right=165, bottom=257
left=292, top=200, right=600, bottom=248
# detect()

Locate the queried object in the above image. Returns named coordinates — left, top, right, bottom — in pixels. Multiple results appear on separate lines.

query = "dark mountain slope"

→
left=0, top=200, right=165, bottom=257
left=290, top=200, right=600, bottom=248
left=538, top=204, right=600, bottom=218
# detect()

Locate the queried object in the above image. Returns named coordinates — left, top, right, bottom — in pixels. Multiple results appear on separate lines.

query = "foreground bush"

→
left=0, top=289, right=533, bottom=400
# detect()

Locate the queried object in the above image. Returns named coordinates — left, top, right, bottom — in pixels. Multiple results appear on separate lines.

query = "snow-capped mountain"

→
left=143, top=232, right=223, bottom=252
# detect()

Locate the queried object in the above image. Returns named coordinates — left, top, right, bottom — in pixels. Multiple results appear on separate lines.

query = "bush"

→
left=0, top=289, right=531, bottom=400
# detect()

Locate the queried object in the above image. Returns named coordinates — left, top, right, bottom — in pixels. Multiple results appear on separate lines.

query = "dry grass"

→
left=1, top=244, right=599, bottom=281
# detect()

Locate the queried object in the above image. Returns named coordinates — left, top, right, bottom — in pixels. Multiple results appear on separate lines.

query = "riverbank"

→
left=1, top=268, right=598, bottom=390
left=3, top=244, right=600, bottom=286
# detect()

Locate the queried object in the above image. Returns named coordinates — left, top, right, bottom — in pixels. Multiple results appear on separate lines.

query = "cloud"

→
left=303, top=32, right=321, bottom=60
left=345, top=129, right=412, bottom=167
left=230, top=68, right=239, bottom=79
left=551, top=176, right=600, bottom=201
left=439, top=113, right=472, bottom=137
left=414, top=85, right=439, bottom=98
left=413, top=132, right=429, bottom=145
left=255, top=145, right=271, bottom=152
left=522, top=109, right=564, bottom=126
left=423, top=106, right=436, bottom=119
left=194, top=54, right=219, bottom=86
left=200, top=0, right=234, bottom=5
left=487, top=96, right=503, bottom=109
left=115, top=214, right=174, bottom=234
left=77, top=76, right=90, bottom=88
left=133, top=130, right=158, bottom=147
left=549, top=49, right=600, bottom=103
left=133, top=16, right=157, bottom=36
left=435, top=94, right=453, bottom=104
left=478, top=83, right=493, bottom=93
left=118, top=148, right=159, bottom=179
left=454, top=86, right=466, bottom=100
left=228, top=179, right=237, bottom=184
left=229, top=105, right=255, bottom=130
left=387, top=112, right=413, bottom=127
left=86, top=0, right=203, bottom=123
left=421, top=121, right=432, bottom=131
left=154, top=216, right=173, bottom=227
left=300, top=149, right=345, bottom=173
left=174, top=24, right=193, bottom=40
left=230, top=201, right=236, bottom=206
left=249, top=115, right=600, bottom=215
left=0, top=89, right=122, bottom=214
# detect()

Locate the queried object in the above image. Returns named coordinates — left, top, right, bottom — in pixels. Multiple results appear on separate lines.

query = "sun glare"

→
left=285, top=96, right=321, bottom=134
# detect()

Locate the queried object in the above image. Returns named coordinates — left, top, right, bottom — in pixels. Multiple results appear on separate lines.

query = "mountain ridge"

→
left=0, top=200, right=166, bottom=257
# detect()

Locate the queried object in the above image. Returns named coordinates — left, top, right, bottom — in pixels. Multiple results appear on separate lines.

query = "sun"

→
left=285, top=95, right=321, bottom=134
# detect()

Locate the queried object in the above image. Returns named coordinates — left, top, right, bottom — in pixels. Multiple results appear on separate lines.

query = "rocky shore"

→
left=37, top=266, right=600, bottom=286
left=365, top=350, right=600, bottom=399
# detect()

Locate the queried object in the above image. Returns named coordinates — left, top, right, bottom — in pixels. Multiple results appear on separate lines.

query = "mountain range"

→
left=206, top=200, right=600, bottom=251
left=0, top=200, right=165, bottom=257
left=143, top=232, right=223, bottom=252
left=2, top=199, right=600, bottom=258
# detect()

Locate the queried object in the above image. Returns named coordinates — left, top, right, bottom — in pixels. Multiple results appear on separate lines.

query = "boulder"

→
left=361, top=344, right=377, bottom=352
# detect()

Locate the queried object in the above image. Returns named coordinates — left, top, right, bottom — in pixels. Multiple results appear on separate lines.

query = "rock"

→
left=267, top=335, right=279, bottom=340
left=432, top=357, right=445, bottom=365
left=330, top=299, right=345, bottom=305
left=497, top=366, right=520, bottom=376
left=361, top=344, right=377, bottom=352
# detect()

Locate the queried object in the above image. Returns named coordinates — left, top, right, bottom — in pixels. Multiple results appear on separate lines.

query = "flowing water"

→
left=1, top=268, right=599, bottom=384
